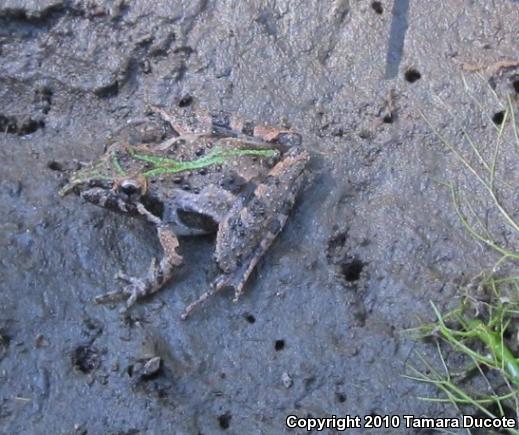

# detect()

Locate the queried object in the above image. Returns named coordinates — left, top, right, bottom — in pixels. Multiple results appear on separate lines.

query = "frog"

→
left=60, top=107, right=309, bottom=319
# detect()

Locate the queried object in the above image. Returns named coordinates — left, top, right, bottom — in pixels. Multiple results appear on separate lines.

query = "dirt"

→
left=1, top=0, right=519, bottom=434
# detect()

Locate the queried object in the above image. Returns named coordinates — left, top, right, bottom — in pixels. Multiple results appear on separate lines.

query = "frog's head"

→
left=59, top=149, right=148, bottom=213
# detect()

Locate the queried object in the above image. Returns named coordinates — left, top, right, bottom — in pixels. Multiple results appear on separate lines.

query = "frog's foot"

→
left=179, top=248, right=271, bottom=320
left=95, top=224, right=183, bottom=311
left=95, top=270, right=151, bottom=311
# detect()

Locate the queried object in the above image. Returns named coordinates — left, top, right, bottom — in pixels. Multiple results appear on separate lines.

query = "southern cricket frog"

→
left=61, top=107, right=309, bottom=319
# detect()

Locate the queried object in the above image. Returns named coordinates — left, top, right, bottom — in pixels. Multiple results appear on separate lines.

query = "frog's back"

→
left=144, top=136, right=281, bottom=200
left=107, top=108, right=301, bottom=201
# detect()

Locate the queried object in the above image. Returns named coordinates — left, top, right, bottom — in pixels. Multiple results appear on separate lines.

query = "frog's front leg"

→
left=181, top=147, right=309, bottom=319
left=94, top=204, right=183, bottom=311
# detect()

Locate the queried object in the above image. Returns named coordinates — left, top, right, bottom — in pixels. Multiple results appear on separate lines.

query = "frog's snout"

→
left=50, top=159, right=87, bottom=197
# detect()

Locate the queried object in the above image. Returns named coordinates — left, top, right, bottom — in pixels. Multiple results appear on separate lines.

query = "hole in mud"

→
left=335, top=392, right=347, bottom=403
left=274, top=339, right=285, bottom=351
left=218, top=412, right=232, bottom=430
left=371, top=1, right=383, bottom=14
left=0, top=330, right=11, bottom=360
left=20, top=119, right=45, bottom=134
left=0, top=115, right=17, bottom=133
left=157, top=388, right=169, bottom=399
left=243, top=313, right=256, bottom=324
left=326, top=230, right=347, bottom=262
left=341, top=259, right=364, bottom=282
left=0, top=115, right=45, bottom=135
left=34, top=87, right=53, bottom=114
left=47, top=160, right=64, bottom=171
left=304, top=376, right=316, bottom=389
left=382, top=114, right=393, bottom=124
left=404, top=68, right=421, bottom=83
left=178, top=95, right=193, bottom=107
left=94, top=81, right=119, bottom=98
left=492, top=110, right=505, bottom=126
left=173, top=46, right=194, bottom=55
left=71, top=345, right=100, bottom=374
left=513, top=79, right=519, bottom=94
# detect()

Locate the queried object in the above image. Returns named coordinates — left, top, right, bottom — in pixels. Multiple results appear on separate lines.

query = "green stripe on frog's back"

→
left=127, top=147, right=279, bottom=178
left=111, top=152, right=127, bottom=176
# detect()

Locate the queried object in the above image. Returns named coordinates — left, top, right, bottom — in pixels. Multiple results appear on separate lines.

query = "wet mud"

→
left=1, top=1, right=519, bottom=433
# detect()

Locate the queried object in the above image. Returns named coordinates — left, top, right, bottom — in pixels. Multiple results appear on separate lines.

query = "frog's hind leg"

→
left=151, top=105, right=302, bottom=148
left=181, top=147, right=309, bottom=319
left=94, top=204, right=183, bottom=311
left=152, top=106, right=234, bottom=137
left=150, top=105, right=218, bottom=138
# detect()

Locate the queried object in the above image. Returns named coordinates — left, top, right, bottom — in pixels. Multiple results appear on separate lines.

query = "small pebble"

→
left=282, top=372, right=293, bottom=388
left=142, top=356, right=161, bottom=377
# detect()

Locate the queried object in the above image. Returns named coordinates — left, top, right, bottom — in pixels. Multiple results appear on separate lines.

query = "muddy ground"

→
left=1, top=1, right=519, bottom=434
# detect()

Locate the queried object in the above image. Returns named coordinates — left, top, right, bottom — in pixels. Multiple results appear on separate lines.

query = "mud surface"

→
left=1, top=1, right=519, bottom=434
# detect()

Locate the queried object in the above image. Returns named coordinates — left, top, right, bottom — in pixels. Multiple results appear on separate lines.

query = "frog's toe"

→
left=115, top=270, right=144, bottom=286
left=210, top=271, right=249, bottom=303
left=115, top=271, right=132, bottom=283
left=180, top=276, right=230, bottom=320
left=181, top=274, right=245, bottom=320
left=94, top=278, right=148, bottom=310
left=123, top=281, right=147, bottom=309
left=94, top=288, right=130, bottom=304
left=210, top=275, right=244, bottom=302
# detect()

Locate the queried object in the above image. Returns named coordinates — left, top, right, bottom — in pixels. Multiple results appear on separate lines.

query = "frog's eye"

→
left=119, top=179, right=143, bottom=196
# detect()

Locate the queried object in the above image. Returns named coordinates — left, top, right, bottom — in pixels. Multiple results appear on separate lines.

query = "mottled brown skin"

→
left=62, top=108, right=309, bottom=319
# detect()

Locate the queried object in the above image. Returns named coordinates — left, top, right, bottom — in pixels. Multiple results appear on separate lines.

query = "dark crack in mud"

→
left=1, top=0, right=519, bottom=433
